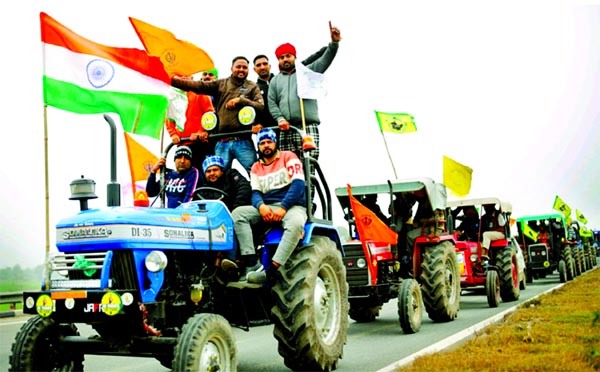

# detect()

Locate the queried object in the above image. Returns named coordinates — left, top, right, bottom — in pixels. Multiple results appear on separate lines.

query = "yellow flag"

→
left=124, top=132, right=158, bottom=196
left=522, top=222, right=538, bottom=242
left=552, top=195, right=572, bottom=218
left=576, top=209, right=588, bottom=224
left=129, top=17, right=214, bottom=77
left=375, top=111, right=417, bottom=134
left=442, top=155, right=472, bottom=197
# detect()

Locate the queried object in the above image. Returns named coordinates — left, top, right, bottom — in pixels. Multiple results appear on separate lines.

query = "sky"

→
left=1, top=1, right=599, bottom=268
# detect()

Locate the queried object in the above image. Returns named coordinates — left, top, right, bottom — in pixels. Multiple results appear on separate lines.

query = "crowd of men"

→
left=145, top=22, right=342, bottom=284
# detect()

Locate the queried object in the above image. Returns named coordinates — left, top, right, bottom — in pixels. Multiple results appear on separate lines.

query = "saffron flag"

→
left=296, top=62, right=327, bottom=100
left=576, top=209, right=588, bottom=224
left=443, top=155, right=472, bottom=197
left=41, top=12, right=171, bottom=139
left=522, top=222, right=538, bottom=242
left=347, top=185, right=398, bottom=245
left=375, top=111, right=417, bottom=134
left=552, top=195, right=572, bottom=218
left=124, top=132, right=159, bottom=196
left=129, top=17, right=214, bottom=77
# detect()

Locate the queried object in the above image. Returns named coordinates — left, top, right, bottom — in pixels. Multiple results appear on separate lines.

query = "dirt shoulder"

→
left=397, top=264, right=600, bottom=372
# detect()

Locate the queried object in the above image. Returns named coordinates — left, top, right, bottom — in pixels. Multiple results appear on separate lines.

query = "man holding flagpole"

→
left=268, top=21, right=342, bottom=163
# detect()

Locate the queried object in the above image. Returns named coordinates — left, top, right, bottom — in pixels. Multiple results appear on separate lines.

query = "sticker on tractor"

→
left=36, top=294, right=54, bottom=317
left=100, top=291, right=123, bottom=316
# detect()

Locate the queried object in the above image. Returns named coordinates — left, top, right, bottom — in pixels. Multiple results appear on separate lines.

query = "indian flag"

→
left=40, top=12, right=172, bottom=139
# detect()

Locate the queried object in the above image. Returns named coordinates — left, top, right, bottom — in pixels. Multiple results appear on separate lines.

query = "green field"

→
left=0, top=281, right=40, bottom=312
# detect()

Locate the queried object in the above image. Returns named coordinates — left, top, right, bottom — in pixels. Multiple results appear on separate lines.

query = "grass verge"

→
left=398, top=266, right=600, bottom=372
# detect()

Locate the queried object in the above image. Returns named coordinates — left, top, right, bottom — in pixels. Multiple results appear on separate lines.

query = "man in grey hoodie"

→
left=268, top=21, right=342, bottom=163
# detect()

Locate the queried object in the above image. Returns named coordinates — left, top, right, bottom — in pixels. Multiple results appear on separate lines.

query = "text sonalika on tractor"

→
left=9, top=115, right=349, bottom=372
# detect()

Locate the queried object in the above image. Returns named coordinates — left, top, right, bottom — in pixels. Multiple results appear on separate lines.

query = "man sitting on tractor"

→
left=406, top=189, right=440, bottom=255
left=200, top=155, right=252, bottom=271
left=231, top=128, right=307, bottom=283
left=146, top=145, right=200, bottom=208
left=537, top=225, right=550, bottom=245
left=455, top=206, right=480, bottom=242
left=480, top=204, right=506, bottom=260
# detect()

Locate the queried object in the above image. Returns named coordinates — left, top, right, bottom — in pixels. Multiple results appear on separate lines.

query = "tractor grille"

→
left=528, top=244, right=549, bottom=266
left=343, top=243, right=369, bottom=286
left=49, top=250, right=138, bottom=291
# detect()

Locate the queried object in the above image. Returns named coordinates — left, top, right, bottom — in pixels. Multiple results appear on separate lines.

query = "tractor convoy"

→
left=8, top=117, right=596, bottom=371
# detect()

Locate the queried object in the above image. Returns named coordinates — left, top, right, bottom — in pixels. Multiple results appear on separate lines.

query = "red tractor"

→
left=447, top=198, right=521, bottom=307
left=335, top=178, right=461, bottom=333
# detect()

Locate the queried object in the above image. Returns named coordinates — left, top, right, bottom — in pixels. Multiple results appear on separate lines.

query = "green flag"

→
left=576, top=209, right=588, bottom=224
left=522, top=222, right=538, bottom=242
left=552, top=195, right=572, bottom=218
left=375, top=111, right=417, bottom=134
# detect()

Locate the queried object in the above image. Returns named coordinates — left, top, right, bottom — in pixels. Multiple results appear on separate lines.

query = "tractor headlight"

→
left=356, top=258, right=367, bottom=268
left=145, top=251, right=168, bottom=273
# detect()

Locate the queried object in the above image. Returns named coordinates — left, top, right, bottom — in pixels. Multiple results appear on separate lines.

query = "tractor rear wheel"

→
left=272, top=237, right=348, bottom=371
left=558, top=260, right=567, bottom=283
left=420, top=241, right=460, bottom=322
left=497, top=246, right=520, bottom=302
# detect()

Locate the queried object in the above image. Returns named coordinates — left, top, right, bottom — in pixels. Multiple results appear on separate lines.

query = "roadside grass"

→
left=0, top=281, right=40, bottom=312
left=398, top=266, right=600, bottom=372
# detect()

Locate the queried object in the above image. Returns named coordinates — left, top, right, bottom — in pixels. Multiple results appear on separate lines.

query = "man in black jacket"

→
left=199, top=155, right=252, bottom=272
left=199, top=155, right=251, bottom=212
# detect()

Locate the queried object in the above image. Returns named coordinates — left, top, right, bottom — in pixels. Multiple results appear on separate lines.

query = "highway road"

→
left=0, top=272, right=569, bottom=371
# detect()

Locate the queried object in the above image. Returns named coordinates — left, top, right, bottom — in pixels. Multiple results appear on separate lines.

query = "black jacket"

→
left=201, top=168, right=251, bottom=211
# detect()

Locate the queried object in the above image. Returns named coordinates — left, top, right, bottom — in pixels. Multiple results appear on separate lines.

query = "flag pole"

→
left=380, top=132, right=398, bottom=179
left=43, top=105, right=51, bottom=290
left=299, top=98, right=307, bottom=132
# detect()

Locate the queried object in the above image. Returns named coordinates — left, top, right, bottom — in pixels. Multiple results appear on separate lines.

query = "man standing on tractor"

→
left=231, top=128, right=307, bottom=283
left=481, top=204, right=506, bottom=260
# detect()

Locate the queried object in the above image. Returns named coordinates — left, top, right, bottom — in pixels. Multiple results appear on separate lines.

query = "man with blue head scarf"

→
left=232, top=128, right=307, bottom=283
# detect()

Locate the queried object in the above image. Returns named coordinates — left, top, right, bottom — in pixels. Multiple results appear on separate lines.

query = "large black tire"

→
left=558, top=260, right=567, bottom=283
left=349, top=304, right=381, bottom=323
left=272, top=236, right=349, bottom=371
left=562, top=246, right=575, bottom=281
left=574, top=247, right=583, bottom=276
left=172, top=313, right=237, bottom=372
left=496, top=247, right=520, bottom=302
left=486, top=270, right=500, bottom=308
left=519, top=267, right=527, bottom=290
left=525, top=266, right=534, bottom=284
left=420, top=241, right=460, bottom=322
left=397, top=278, right=423, bottom=334
left=9, top=316, right=83, bottom=371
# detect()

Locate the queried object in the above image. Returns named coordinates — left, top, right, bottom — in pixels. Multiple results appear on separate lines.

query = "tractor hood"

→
left=56, top=200, right=235, bottom=253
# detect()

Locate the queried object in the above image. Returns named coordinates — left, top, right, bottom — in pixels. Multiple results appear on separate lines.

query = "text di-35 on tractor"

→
left=447, top=197, right=523, bottom=308
left=9, top=116, right=349, bottom=372
left=335, top=178, right=460, bottom=334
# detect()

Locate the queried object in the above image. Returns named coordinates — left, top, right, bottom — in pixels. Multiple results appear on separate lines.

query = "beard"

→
left=260, top=147, right=275, bottom=158
left=279, top=61, right=295, bottom=73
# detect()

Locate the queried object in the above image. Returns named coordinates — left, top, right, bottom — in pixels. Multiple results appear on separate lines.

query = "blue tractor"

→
left=9, top=116, right=348, bottom=371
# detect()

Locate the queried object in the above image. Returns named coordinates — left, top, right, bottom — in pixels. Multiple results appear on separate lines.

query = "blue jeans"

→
left=215, top=139, right=257, bottom=174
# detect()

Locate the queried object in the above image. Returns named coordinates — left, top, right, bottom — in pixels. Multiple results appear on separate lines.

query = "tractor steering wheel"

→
left=192, top=186, right=229, bottom=201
